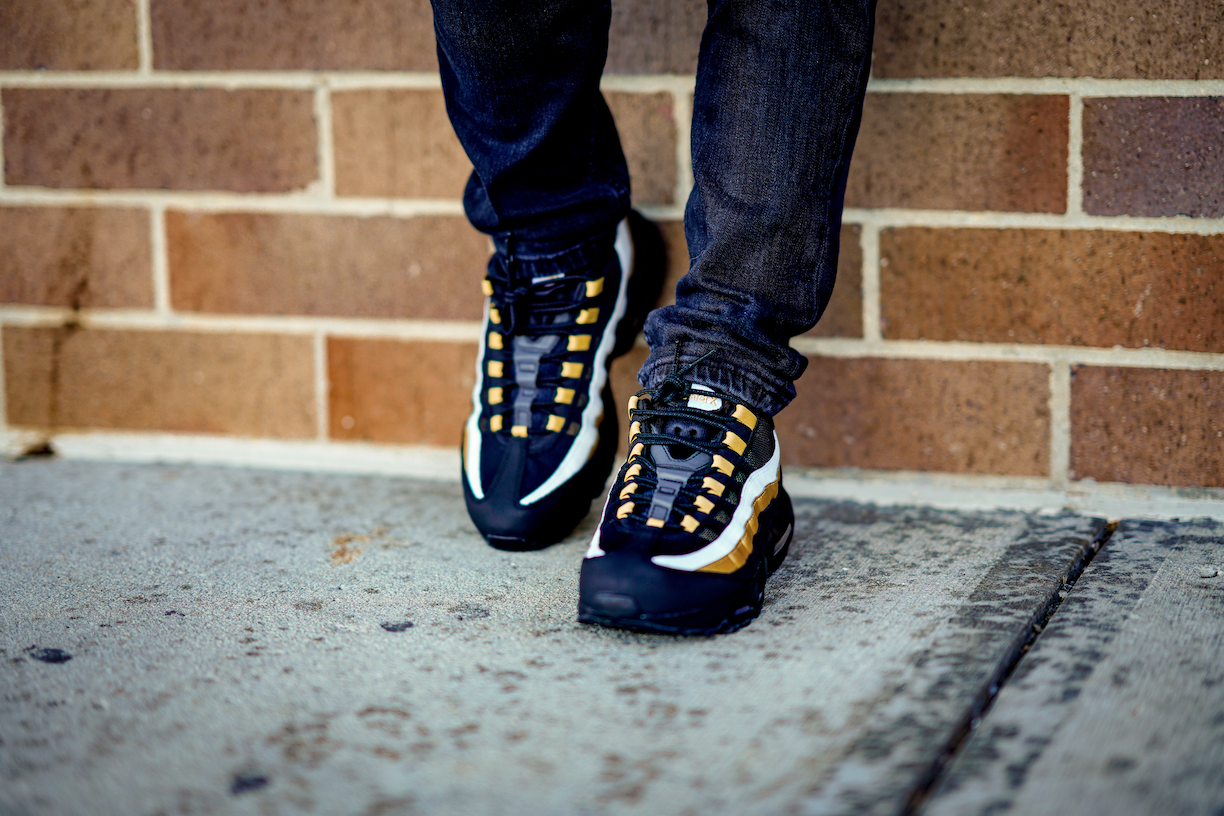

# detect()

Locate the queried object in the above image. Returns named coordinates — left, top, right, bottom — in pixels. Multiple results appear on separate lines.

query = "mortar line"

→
left=865, top=77, right=1224, bottom=96
left=1, top=188, right=1221, bottom=233
left=4, top=72, right=1222, bottom=96
left=136, top=0, right=154, bottom=74
left=860, top=222, right=882, bottom=342
left=313, top=85, right=336, bottom=199
left=1049, top=359, right=1073, bottom=488
left=2, top=192, right=1204, bottom=232
left=0, top=91, right=6, bottom=192
left=314, top=331, right=329, bottom=441
left=3, top=195, right=1219, bottom=235
left=150, top=205, right=171, bottom=314
left=1066, top=93, right=1085, bottom=217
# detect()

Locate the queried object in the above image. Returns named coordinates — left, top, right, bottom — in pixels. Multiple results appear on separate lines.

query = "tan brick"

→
left=0, top=0, right=137, bottom=70
left=606, top=92, right=678, bottom=206
left=880, top=228, right=1224, bottom=353
left=0, top=207, right=152, bottom=309
left=3, top=89, right=316, bottom=192
left=328, top=338, right=476, bottom=446
left=776, top=357, right=1051, bottom=476
left=3, top=327, right=315, bottom=437
left=845, top=94, right=1068, bottom=213
left=607, top=0, right=705, bottom=75
left=1071, top=367, right=1224, bottom=487
left=333, top=89, right=471, bottom=200
left=1083, top=97, right=1224, bottom=218
left=874, top=0, right=1224, bottom=80
left=807, top=224, right=863, bottom=338
left=151, top=0, right=437, bottom=70
left=168, top=212, right=488, bottom=320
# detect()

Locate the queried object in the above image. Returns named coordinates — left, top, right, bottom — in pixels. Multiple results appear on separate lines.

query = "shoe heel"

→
left=612, top=211, right=666, bottom=359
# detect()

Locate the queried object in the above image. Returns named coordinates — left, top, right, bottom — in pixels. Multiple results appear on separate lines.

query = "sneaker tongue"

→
left=646, top=384, right=723, bottom=447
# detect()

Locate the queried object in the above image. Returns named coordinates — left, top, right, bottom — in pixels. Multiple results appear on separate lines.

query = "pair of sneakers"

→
left=462, top=213, right=794, bottom=635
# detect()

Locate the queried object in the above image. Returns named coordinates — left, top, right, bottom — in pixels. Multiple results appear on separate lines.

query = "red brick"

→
left=777, top=357, right=1051, bottom=476
left=846, top=94, right=1068, bottom=213
left=0, top=207, right=152, bottom=309
left=333, top=90, right=471, bottom=200
left=874, top=0, right=1224, bottom=80
left=328, top=338, right=476, bottom=446
left=3, top=89, right=316, bottom=192
left=0, top=0, right=137, bottom=70
left=3, top=327, right=315, bottom=437
left=606, top=92, right=679, bottom=206
left=1071, top=366, right=1224, bottom=487
left=1083, top=97, right=1224, bottom=218
left=151, top=0, right=437, bottom=71
left=167, top=212, right=488, bottom=320
left=880, top=228, right=1224, bottom=353
left=607, top=0, right=705, bottom=75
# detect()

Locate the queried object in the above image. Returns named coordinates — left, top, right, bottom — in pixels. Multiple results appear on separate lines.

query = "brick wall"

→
left=2, top=0, right=1222, bottom=494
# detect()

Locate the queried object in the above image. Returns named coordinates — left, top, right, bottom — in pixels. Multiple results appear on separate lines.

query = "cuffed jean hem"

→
left=637, top=343, right=799, bottom=417
left=489, top=220, right=622, bottom=279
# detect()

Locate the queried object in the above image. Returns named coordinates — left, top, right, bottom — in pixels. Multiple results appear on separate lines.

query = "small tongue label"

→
left=687, top=386, right=722, bottom=412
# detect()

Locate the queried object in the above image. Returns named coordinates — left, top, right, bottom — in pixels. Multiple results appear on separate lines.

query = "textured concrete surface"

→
left=0, top=460, right=1216, bottom=816
left=926, top=517, right=1224, bottom=816
left=0, top=460, right=1099, bottom=815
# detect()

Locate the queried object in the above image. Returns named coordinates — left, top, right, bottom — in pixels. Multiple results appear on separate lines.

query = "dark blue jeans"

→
left=431, top=0, right=876, bottom=415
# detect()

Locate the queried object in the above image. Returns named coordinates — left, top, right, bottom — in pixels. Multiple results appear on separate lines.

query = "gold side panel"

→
left=697, top=478, right=780, bottom=574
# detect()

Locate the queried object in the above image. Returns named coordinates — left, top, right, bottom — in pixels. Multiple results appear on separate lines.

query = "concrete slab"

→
left=1, top=461, right=1102, bottom=816
left=923, top=516, right=1224, bottom=816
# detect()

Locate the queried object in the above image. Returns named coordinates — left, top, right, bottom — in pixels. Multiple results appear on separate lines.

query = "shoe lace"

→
left=483, top=253, right=602, bottom=433
left=619, top=351, right=739, bottom=529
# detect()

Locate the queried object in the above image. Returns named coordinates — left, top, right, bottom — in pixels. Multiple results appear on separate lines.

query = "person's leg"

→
left=579, top=0, right=876, bottom=635
left=431, top=0, right=664, bottom=550
left=640, top=0, right=878, bottom=415
left=431, top=0, right=628, bottom=244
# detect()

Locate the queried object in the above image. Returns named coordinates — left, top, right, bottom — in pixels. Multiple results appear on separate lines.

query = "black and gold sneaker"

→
left=462, top=213, right=664, bottom=551
left=578, top=374, right=794, bottom=635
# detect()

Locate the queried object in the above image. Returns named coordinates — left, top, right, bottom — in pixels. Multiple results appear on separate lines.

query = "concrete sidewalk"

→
left=1, top=460, right=1221, bottom=816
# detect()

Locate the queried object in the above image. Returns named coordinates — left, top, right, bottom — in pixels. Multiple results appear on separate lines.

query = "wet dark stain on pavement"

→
left=230, top=774, right=269, bottom=794
left=26, top=647, right=73, bottom=664
left=380, top=621, right=415, bottom=632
